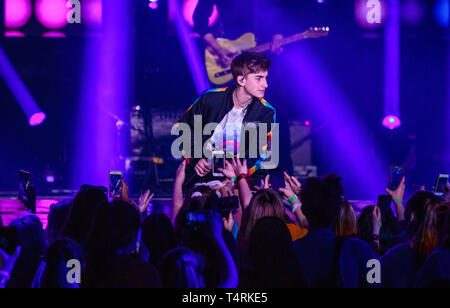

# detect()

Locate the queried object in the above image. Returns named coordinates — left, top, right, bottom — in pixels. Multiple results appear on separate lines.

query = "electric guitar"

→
left=205, top=27, right=330, bottom=85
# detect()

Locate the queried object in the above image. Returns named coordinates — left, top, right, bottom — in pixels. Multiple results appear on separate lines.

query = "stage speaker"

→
left=288, top=121, right=317, bottom=178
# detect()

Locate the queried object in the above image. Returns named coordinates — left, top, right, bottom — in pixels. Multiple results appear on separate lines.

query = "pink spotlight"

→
left=4, top=30, right=26, bottom=37
left=149, top=2, right=159, bottom=10
left=5, top=0, right=32, bottom=29
left=35, top=0, right=70, bottom=29
left=82, top=0, right=103, bottom=26
left=42, top=31, right=67, bottom=38
left=182, top=0, right=219, bottom=28
left=382, top=115, right=401, bottom=130
left=29, top=112, right=47, bottom=126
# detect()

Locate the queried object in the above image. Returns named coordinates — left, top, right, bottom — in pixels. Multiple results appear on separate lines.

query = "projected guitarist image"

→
left=193, top=0, right=329, bottom=86
left=176, top=52, right=277, bottom=186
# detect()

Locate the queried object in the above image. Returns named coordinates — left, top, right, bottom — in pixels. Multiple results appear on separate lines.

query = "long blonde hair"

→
left=335, top=199, right=358, bottom=237
left=411, top=201, right=440, bottom=267
left=239, top=189, right=286, bottom=243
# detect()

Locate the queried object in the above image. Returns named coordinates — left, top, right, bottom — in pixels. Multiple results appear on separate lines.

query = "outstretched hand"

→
left=138, top=189, right=155, bottom=214
left=386, top=176, right=405, bottom=202
left=218, top=160, right=236, bottom=179
left=284, top=172, right=301, bottom=196
left=254, top=175, right=270, bottom=190
left=231, top=157, right=248, bottom=177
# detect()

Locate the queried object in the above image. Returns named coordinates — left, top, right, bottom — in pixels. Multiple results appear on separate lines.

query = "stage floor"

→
left=0, top=197, right=174, bottom=229
left=0, top=196, right=374, bottom=229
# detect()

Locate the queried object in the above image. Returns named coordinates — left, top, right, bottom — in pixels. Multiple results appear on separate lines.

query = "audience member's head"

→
left=46, top=199, right=73, bottom=244
left=358, top=205, right=401, bottom=254
left=85, top=200, right=141, bottom=287
left=142, top=213, right=177, bottom=268
left=239, top=189, right=285, bottom=242
left=61, top=186, right=107, bottom=252
left=405, top=191, right=442, bottom=238
left=435, top=202, right=450, bottom=249
left=7, top=214, right=47, bottom=288
left=410, top=197, right=440, bottom=267
left=301, top=174, right=343, bottom=229
left=334, top=199, right=358, bottom=237
left=175, top=186, right=219, bottom=236
left=248, top=217, right=306, bottom=288
left=39, top=237, right=84, bottom=288
left=159, top=247, right=205, bottom=288
left=358, top=205, right=375, bottom=243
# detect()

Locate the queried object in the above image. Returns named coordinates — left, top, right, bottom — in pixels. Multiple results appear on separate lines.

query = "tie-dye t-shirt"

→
left=206, top=106, right=248, bottom=155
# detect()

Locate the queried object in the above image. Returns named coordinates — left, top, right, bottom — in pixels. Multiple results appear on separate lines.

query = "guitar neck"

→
left=247, top=33, right=307, bottom=53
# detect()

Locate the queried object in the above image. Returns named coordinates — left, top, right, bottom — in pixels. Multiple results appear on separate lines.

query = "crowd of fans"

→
left=0, top=158, right=449, bottom=288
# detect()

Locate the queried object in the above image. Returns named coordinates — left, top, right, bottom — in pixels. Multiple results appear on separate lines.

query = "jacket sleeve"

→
left=248, top=108, right=277, bottom=176
left=176, top=94, right=209, bottom=167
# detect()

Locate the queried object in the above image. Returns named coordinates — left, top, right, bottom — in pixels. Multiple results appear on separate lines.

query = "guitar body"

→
left=205, top=33, right=257, bottom=85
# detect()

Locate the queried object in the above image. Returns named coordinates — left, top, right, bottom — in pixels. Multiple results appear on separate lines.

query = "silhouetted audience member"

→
left=415, top=203, right=450, bottom=288
left=61, top=186, right=108, bottom=255
left=238, top=189, right=307, bottom=272
left=142, top=213, right=177, bottom=268
left=175, top=188, right=240, bottom=285
left=159, top=247, right=205, bottom=288
left=6, top=214, right=47, bottom=288
left=293, top=175, right=378, bottom=288
left=84, top=200, right=161, bottom=288
left=46, top=199, right=73, bottom=244
left=33, top=237, right=84, bottom=288
left=381, top=191, right=441, bottom=288
left=241, top=216, right=307, bottom=288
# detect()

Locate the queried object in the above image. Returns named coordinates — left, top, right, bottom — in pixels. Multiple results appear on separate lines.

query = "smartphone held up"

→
left=109, top=171, right=123, bottom=198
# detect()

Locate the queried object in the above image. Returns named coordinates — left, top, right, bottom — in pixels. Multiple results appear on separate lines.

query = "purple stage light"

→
left=35, top=0, right=69, bottom=29
left=354, top=0, right=386, bottom=29
left=46, top=175, right=55, bottom=183
left=384, top=0, right=401, bottom=131
left=4, top=0, right=32, bottom=29
left=149, top=2, right=158, bottom=10
left=0, top=45, right=46, bottom=126
left=284, top=47, right=387, bottom=199
left=169, top=0, right=210, bottom=94
left=382, top=115, right=401, bottom=130
left=42, top=31, right=66, bottom=38
left=4, top=30, right=25, bottom=37
left=29, top=112, right=47, bottom=126
left=74, top=0, right=132, bottom=188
